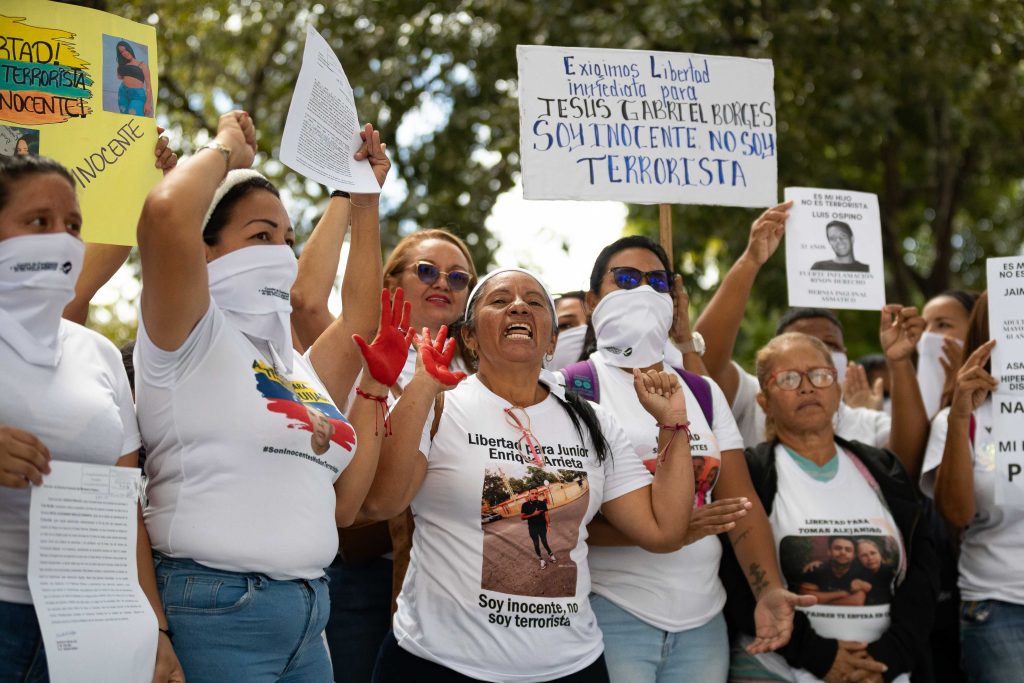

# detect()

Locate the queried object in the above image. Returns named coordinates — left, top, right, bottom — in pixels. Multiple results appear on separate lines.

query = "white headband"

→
left=202, top=169, right=269, bottom=231
left=465, top=267, right=557, bottom=325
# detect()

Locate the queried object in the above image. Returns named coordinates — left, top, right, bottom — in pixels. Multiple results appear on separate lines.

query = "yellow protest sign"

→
left=0, top=1, right=161, bottom=245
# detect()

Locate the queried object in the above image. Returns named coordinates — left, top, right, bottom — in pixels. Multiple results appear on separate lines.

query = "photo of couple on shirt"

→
left=781, top=534, right=897, bottom=606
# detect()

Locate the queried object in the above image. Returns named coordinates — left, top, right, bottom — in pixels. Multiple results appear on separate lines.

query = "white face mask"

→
left=916, top=331, right=959, bottom=419
left=831, top=351, right=848, bottom=385
left=591, top=285, right=673, bottom=368
left=546, top=324, right=587, bottom=370
left=207, top=245, right=296, bottom=372
left=0, top=233, right=84, bottom=366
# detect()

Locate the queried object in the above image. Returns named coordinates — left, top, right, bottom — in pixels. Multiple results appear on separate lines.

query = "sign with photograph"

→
left=784, top=187, right=885, bottom=311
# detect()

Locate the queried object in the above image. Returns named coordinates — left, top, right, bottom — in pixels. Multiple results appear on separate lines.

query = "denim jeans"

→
left=961, top=599, right=1024, bottom=683
left=117, top=84, right=146, bottom=115
left=154, top=554, right=331, bottom=683
left=590, top=594, right=729, bottom=683
left=0, top=600, right=48, bottom=682
left=324, top=555, right=393, bottom=683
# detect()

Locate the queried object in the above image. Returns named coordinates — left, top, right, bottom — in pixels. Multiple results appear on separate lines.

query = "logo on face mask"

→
left=604, top=346, right=633, bottom=357
left=12, top=261, right=59, bottom=273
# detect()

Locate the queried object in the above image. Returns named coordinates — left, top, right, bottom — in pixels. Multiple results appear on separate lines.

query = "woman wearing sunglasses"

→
left=722, top=332, right=938, bottom=682
left=362, top=267, right=699, bottom=681
left=299, top=227, right=478, bottom=682
left=560, top=235, right=809, bottom=682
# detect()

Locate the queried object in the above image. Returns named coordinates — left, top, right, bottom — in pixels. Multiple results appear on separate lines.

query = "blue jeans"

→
left=591, top=594, right=729, bottom=683
left=961, top=599, right=1024, bottom=683
left=0, top=600, right=48, bottom=682
left=117, top=83, right=146, bottom=115
left=154, top=554, right=332, bottom=683
left=324, top=555, right=393, bottom=683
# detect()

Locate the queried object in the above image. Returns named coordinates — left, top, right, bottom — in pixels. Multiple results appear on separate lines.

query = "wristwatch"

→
left=675, top=331, right=705, bottom=356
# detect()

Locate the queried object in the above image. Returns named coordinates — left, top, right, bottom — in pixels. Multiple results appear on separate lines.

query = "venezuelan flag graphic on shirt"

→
left=252, top=359, right=355, bottom=453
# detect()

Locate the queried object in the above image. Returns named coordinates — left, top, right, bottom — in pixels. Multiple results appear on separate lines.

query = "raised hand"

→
left=744, top=200, right=792, bottom=266
left=683, top=497, right=750, bottom=545
left=418, top=325, right=467, bottom=388
left=950, top=339, right=998, bottom=418
left=154, top=126, right=178, bottom=174
left=843, top=363, right=884, bottom=411
left=880, top=304, right=924, bottom=363
left=668, top=274, right=693, bottom=345
left=353, top=288, right=415, bottom=387
left=0, top=425, right=51, bottom=488
left=353, top=123, right=391, bottom=190
left=632, top=368, right=686, bottom=425
left=746, top=587, right=817, bottom=654
left=215, top=110, right=257, bottom=171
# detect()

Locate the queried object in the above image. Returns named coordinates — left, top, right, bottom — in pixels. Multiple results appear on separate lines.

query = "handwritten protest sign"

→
left=0, top=1, right=162, bottom=245
left=783, top=187, right=885, bottom=311
left=987, top=257, right=1024, bottom=505
left=516, top=45, right=777, bottom=207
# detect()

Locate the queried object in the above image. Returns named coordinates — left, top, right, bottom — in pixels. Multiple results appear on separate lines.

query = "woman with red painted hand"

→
left=0, top=155, right=183, bottom=682
left=134, top=110, right=404, bottom=681
left=362, top=267, right=695, bottom=682
left=723, top=332, right=938, bottom=683
left=562, top=236, right=812, bottom=682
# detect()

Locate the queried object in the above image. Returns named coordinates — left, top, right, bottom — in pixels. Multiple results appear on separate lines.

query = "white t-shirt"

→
left=135, top=302, right=355, bottom=580
left=581, top=356, right=745, bottom=632
left=921, top=401, right=1024, bottom=604
left=731, top=362, right=890, bottom=448
left=393, top=374, right=652, bottom=681
left=758, top=444, right=907, bottom=682
left=0, top=321, right=140, bottom=604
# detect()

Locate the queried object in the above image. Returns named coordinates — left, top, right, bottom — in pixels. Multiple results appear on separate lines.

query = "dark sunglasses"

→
left=609, top=267, right=673, bottom=293
left=411, top=261, right=472, bottom=292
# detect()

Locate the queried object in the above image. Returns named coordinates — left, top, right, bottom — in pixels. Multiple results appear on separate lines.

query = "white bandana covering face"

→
left=207, top=244, right=297, bottom=373
left=916, top=331, right=959, bottom=418
left=591, top=285, right=673, bottom=368
left=0, top=232, right=84, bottom=366
left=547, top=324, right=587, bottom=371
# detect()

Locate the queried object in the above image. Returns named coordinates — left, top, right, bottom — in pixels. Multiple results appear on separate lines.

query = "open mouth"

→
left=504, top=323, right=533, bottom=340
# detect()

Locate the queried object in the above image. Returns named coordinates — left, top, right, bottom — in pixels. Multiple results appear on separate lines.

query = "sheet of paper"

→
left=280, top=25, right=379, bottom=193
left=987, top=257, right=1024, bottom=505
left=517, top=44, right=777, bottom=207
left=28, top=461, right=156, bottom=683
left=784, top=187, right=885, bottom=311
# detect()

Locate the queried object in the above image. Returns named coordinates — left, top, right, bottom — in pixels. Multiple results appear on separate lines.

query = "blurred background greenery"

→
left=68, top=0, right=1024, bottom=365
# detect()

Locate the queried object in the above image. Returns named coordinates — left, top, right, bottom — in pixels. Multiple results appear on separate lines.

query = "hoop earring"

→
left=544, top=352, right=554, bottom=363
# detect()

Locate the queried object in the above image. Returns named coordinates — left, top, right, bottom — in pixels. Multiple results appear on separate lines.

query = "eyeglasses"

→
left=609, top=267, right=673, bottom=294
left=766, top=367, right=838, bottom=391
left=410, top=262, right=472, bottom=292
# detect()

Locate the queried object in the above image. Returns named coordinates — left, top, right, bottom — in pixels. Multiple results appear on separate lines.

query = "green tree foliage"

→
left=84, top=1, right=1023, bottom=359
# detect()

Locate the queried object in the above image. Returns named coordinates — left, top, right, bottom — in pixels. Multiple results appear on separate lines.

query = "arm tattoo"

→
left=748, top=562, right=769, bottom=597
left=732, top=528, right=751, bottom=546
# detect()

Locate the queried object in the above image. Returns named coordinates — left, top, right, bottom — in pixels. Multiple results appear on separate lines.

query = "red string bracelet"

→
left=356, top=387, right=392, bottom=436
left=654, top=422, right=692, bottom=468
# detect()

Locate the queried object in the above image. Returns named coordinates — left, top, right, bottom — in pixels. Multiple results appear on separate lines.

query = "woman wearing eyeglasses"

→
left=560, top=235, right=810, bottom=682
left=362, top=267, right=699, bottom=681
left=381, top=229, right=478, bottom=386
left=722, top=331, right=938, bottom=683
